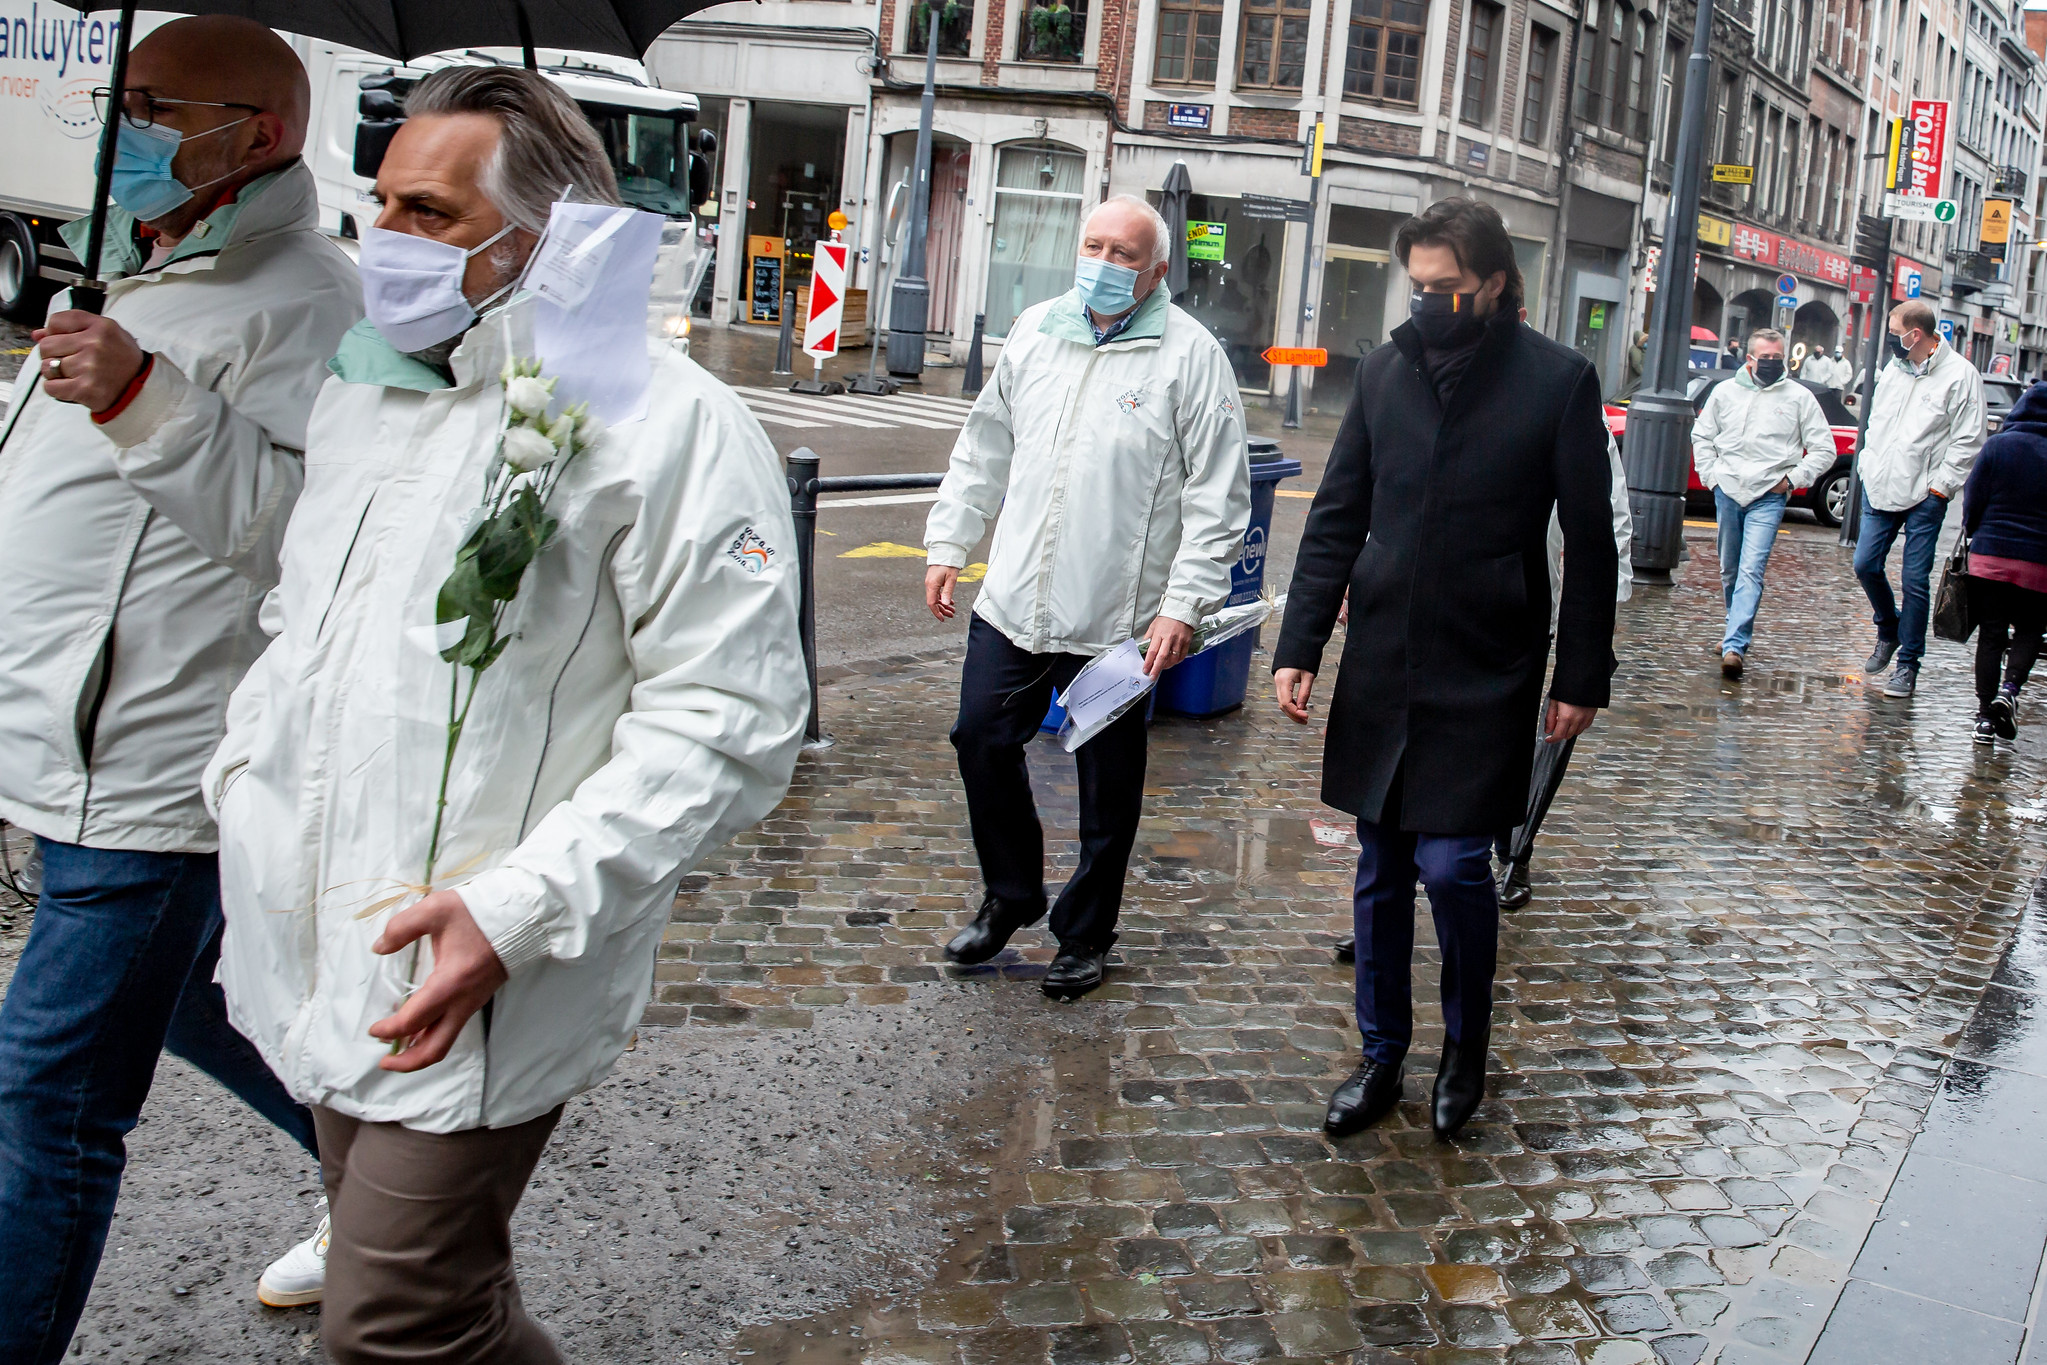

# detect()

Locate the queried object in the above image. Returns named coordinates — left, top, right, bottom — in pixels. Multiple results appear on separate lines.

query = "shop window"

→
left=1460, top=2, right=1502, bottom=127
left=1154, top=0, right=1224, bottom=83
left=1238, top=0, right=1312, bottom=90
left=985, top=143, right=1086, bottom=337
left=1344, top=0, right=1426, bottom=105
left=1521, top=24, right=1557, bottom=143
left=905, top=0, right=974, bottom=56
left=1177, top=192, right=1286, bottom=389
left=1020, top=0, right=1088, bottom=62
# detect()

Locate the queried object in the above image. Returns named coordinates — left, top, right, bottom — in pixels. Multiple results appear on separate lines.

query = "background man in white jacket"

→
left=1693, top=329, right=1836, bottom=678
left=1855, top=299, right=1987, bottom=698
left=0, top=21, right=359, bottom=1360
left=923, top=196, right=1251, bottom=1001
left=208, top=69, right=806, bottom=1364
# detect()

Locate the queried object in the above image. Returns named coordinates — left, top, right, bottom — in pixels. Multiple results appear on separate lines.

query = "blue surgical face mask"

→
left=104, top=116, right=250, bottom=223
left=1075, top=255, right=1142, bottom=316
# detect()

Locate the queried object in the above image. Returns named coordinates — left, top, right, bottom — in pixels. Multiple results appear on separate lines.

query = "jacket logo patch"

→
left=728, top=527, right=776, bottom=574
left=1217, top=397, right=1236, bottom=418
left=1116, top=389, right=1146, bottom=414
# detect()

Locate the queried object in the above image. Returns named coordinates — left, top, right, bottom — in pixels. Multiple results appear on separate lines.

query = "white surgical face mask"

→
left=358, top=222, right=519, bottom=353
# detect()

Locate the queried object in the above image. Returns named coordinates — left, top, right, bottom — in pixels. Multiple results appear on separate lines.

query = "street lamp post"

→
left=886, top=10, right=941, bottom=378
left=1623, top=0, right=1717, bottom=584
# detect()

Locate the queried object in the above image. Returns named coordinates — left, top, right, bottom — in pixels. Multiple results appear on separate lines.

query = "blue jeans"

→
left=0, top=840, right=316, bottom=1364
left=1715, top=488, right=1788, bottom=655
left=1855, top=493, right=1950, bottom=666
left=1352, top=821, right=1499, bottom=1064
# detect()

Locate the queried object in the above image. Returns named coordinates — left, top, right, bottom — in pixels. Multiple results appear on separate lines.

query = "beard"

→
left=400, top=237, right=531, bottom=371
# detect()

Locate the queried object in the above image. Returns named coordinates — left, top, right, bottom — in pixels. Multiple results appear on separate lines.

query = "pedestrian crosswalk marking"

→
left=732, top=385, right=976, bottom=434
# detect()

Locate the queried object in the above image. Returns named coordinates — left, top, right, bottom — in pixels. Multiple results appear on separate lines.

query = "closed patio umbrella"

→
left=1160, top=160, right=1192, bottom=301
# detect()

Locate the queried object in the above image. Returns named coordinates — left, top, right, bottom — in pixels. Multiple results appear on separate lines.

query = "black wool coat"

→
left=1272, top=310, right=1619, bottom=835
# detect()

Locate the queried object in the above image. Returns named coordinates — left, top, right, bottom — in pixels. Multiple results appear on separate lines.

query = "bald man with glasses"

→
left=0, top=18, right=360, bottom=1359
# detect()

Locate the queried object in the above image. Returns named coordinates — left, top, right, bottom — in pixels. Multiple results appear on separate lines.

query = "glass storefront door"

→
left=985, top=143, right=1086, bottom=338
left=1316, top=246, right=1390, bottom=395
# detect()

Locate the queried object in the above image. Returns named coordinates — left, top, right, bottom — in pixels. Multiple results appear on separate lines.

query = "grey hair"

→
left=1746, top=327, right=1786, bottom=350
left=404, top=66, right=620, bottom=235
left=1090, top=193, right=1173, bottom=267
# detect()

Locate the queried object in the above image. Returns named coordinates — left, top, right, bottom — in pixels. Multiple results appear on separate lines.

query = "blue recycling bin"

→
left=1041, top=438, right=1302, bottom=730
left=1155, top=438, right=1303, bottom=717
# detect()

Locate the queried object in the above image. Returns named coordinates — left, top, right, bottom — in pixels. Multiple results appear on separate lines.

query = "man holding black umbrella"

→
left=0, top=19, right=359, bottom=1359
left=1274, top=198, right=1617, bottom=1141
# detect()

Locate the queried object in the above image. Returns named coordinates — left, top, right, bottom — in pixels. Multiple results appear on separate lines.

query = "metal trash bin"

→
left=1154, top=437, right=1302, bottom=717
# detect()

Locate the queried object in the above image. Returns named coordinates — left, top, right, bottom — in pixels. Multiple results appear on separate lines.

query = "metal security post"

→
left=1620, top=0, right=1716, bottom=583
left=962, top=313, right=986, bottom=396
left=785, top=448, right=824, bottom=743
left=886, top=10, right=940, bottom=378
left=773, top=291, right=796, bottom=376
left=1283, top=122, right=1325, bottom=430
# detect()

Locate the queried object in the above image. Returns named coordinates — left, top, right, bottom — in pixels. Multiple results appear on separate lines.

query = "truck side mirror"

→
left=688, top=152, right=712, bottom=209
left=694, top=127, right=718, bottom=157
left=353, top=76, right=407, bottom=180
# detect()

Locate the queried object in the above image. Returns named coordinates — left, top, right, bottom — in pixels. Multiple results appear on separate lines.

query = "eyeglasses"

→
left=91, top=88, right=261, bottom=131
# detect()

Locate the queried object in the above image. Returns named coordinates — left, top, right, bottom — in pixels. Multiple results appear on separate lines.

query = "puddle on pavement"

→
left=727, top=1024, right=1121, bottom=1364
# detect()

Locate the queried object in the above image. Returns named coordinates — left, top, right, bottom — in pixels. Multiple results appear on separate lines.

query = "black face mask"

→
left=1886, top=332, right=1913, bottom=363
left=1753, top=357, right=1785, bottom=386
left=1410, top=289, right=1486, bottom=347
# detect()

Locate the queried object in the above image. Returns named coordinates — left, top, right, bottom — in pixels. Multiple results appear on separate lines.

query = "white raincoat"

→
left=925, top=286, right=1251, bottom=654
left=1692, top=368, right=1837, bottom=507
left=207, top=302, right=807, bottom=1132
left=0, top=163, right=359, bottom=851
left=1860, top=341, right=1987, bottom=512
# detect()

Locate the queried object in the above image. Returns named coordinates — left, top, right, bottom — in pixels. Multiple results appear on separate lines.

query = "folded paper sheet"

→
left=530, top=202, right=662, bottom=426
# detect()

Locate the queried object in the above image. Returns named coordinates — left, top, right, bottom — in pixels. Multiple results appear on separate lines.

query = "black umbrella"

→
left=53, top=0, right=720, bottom=307
left=1160, top=160, right=1192, bottom=301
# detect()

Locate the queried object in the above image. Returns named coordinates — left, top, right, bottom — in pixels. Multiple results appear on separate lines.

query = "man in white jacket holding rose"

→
left=208, top=67, right=806, bottom=1364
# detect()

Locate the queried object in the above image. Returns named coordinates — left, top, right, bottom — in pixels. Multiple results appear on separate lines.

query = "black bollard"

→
left=773, top=290, right=796, bottom=376
left=961, top=313, right=987, bottom=397
left=785, top=448, right=826, bottom=745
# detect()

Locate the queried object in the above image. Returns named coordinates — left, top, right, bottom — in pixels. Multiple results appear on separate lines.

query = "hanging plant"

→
left=911, top=0, right=968, bottom=48
left=1028, top=1, right=1075, bottom=54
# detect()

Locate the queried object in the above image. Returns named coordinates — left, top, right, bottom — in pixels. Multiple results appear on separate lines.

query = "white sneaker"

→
left=256, top=1210, right=329, bottom=1308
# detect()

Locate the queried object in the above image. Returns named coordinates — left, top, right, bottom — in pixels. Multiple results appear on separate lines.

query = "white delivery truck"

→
left=0, top=10, right=714, bottom=326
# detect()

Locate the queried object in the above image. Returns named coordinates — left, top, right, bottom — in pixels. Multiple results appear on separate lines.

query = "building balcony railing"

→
left=1994, top=165, right=2029, bottom=197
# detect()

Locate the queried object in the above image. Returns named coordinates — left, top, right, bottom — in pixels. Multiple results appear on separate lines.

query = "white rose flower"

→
left=505, top=375, right=554, bottom=419
left=576, top=410, right=606, bottom=446
left=501, top=425, right=558, bottom=473
left=546, top=412, right=579, bottom=450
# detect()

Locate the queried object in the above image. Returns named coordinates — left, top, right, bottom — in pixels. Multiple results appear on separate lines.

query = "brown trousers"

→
left=314, top=1104, right=565, bottom=1365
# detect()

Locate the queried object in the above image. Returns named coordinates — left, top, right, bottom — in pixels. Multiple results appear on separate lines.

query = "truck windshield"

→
left=583, top=105, right=691, bottom=218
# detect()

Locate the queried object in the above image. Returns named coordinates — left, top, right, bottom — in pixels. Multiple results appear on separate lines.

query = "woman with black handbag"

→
left=1960, top=381, right=2047, bottom=746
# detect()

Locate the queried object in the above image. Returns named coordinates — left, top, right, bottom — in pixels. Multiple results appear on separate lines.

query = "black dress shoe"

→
left=1334, top=935, right=1356, bottom=964
left=1497, top=859, right=1531, bottom=910
left=942, top=892, right=1044, bottom=965
left=1042, top=941, right=1112, bottom=1000
left=1432, top=1032, right=1489, bottom=1138
left=1324, top=1058, right=1403, bottom=1136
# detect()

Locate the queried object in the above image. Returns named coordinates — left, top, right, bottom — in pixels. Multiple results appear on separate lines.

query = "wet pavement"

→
left=21, top=515, right=2047, bottom=1363
left=649, top=516, right=2047, bottom=1365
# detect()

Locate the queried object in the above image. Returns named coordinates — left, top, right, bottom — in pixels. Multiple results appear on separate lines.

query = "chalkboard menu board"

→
left=750, top=253, right=782, bottom=322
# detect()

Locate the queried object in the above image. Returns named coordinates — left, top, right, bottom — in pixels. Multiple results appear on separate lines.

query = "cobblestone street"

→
left=40, top=518, right=2047, bottom=1362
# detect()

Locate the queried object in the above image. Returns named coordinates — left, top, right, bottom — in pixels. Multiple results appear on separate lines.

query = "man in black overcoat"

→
left=1273, top=198, right=1619, bottom=1140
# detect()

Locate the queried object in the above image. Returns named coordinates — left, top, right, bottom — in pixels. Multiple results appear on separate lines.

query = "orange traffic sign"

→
left=1262, top=346, right=1328, bottom=367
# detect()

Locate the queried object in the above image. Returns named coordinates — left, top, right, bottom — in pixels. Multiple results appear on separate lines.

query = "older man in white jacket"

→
left=1855, top=299, right=1987, bottom=698
left=923, top=195, right=1251, bottom=1001
left=0, top=21, right=359, bottom=1359
left=207, top=69, right=805, bottom=1364
left=1693, top=328, right=1836, bottom=678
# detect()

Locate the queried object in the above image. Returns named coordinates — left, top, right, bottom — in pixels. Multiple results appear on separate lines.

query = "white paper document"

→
left=529, top=202, right=661, bottom=425
left=1057, top=639, right=1155, bottom=753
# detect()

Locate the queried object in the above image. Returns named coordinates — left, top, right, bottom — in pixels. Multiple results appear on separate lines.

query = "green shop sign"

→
left=1186, top=221, right=1226, bottom=261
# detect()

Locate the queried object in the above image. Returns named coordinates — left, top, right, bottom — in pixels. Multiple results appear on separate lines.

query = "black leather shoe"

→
left=1432, top=1032, right=1490, bottom=1138
left=1042, top=941, right=1112, bottom=1000
left=1497, top=860, right=1531, bottom=910
left=942, top=892, right=1044, bottom=965
left=1324, top=1059, right=1403, bottom=1136
left=1334, top=935, right=1356, bottom=964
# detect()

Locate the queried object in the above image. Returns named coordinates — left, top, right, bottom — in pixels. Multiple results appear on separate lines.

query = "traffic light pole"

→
left=885, top=10, right=940, bottom=378
left=1622, top=0, right=1716, bottom=584
left=1842, top=216, right=1890, bottom=548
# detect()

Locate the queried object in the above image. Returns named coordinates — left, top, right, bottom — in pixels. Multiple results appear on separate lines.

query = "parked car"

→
left=1603, top=372, right=1858, bottom=527
left=1984, top=376, right=2025, bottom=434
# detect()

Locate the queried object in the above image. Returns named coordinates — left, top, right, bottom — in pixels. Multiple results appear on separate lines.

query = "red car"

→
left=1604, top=373, right=1859, bottom=527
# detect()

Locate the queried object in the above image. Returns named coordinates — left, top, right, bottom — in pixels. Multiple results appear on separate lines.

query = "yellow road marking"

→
left=839, top=541, right=924, bottom=558
left=1276, top=489, right=1315, bottom=499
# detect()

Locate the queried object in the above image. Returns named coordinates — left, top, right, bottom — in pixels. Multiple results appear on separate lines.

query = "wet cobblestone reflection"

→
left=670, top=527, right=2047, bottom=1364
